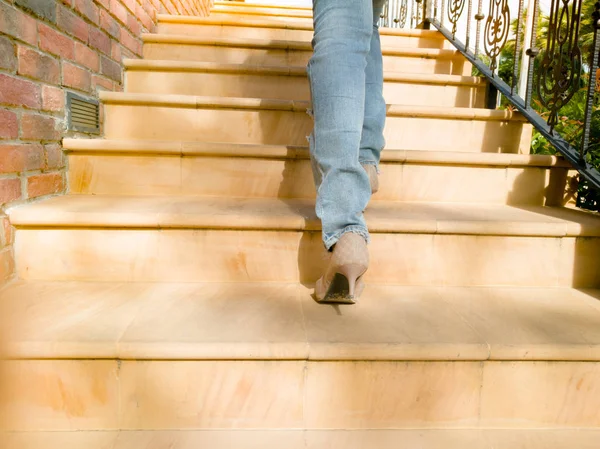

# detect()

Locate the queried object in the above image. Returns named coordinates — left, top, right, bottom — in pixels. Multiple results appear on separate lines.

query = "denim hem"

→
left=324, top=225, right=370, bottom=251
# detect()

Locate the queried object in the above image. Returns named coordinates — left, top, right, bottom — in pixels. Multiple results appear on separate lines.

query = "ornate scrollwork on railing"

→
left=399, top=0, right=408, bottom=28
left=448, top=0, right=466, bottom=37
left=537, top=0, right=583, bottom=130
left=483, top=0, right=510, bottom=72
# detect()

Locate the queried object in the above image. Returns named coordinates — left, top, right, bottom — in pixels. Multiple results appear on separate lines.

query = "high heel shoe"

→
left=315, top=232, right=369, bottom=304
left=362, top=164, right=379, bottom=194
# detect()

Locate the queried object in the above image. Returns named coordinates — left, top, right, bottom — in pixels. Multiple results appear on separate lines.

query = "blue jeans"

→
left=308, top=0, right=387, bottom=250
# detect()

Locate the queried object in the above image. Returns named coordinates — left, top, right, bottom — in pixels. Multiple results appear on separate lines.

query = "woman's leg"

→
left=360, top=2, right=387, bottom=170
left=308, top=0, right=374, bottom=250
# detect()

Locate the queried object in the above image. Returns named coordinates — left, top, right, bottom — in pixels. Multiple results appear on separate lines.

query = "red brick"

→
left=95, top=0, right=110, bottom=9
left=0, top=248, right=15, bottom=281
left=44, top=143, right=64, bottom=169
left=57, top=4, right=89, bottom=43
left=59, top=0, right=74, bottom=7
left=89, top=27, right=111, bottom=55
left=21, top=113, right=61, bottom=141
left=74, top=41, right=100, bottom=71
left=1, top=216, right=14, bottom=247
left=111, top=40, right=122, bottom=61
left=0, top=143, right=44, bottom=173
left=92, top=74, right=113, bottom=92
left=74, top=0, right=99, bottom=24
left=0, top=109, right=18, bottom=140
left=127, top=13, right=142, bottom=36
left=0, top=3, right=38, bottom=46
left=39, top=24, right=75, bottom=60
left=0, top=74, right=41, bottom=109
left=122, top=0, right=136, bottom=14
left=0, top=178, right=22, bottom=204
left=27, top=172, right=64, bottom=198
left=120, top=28, right=142, bottom=56
left=136, top=3, right=154, bottom=32
left=0, top=36, right=16, bottom=72
left=42, top=85, right=65, bottom=112
left=100, top=55, right=121, bottom=82
left=100, top=8, right=120, bottom=39
left=110, top=0, right=128, bottom=24
left=17, top=46, right=60, bottom=84
left=62, top=61, right=91, bottom=92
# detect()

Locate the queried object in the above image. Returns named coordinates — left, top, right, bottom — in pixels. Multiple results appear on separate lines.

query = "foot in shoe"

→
left=315, top=232, right=369, bottom=304
left=362, top=163, right=379, bottom=194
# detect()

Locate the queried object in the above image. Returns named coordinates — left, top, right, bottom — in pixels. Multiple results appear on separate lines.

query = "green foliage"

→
left=485, top=0, right=600, bottom=210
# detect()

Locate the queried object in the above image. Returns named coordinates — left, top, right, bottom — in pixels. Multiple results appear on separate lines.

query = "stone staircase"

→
left=2, top=1, right=600, bottom=447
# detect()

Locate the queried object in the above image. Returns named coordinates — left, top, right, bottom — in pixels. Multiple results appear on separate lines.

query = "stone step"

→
left=155, top=14, right=453, bottom=49
left=2, top=429, right=600, bottom=448
left=9, top=196, right=600, bottom=286
left=210, top=4, right=313, bottom=19
left=141, top=34, right=472, bottom=76
left=63, top=140, right=568, bottom=205
left=100, top=93, right=532, bottom=154
left=123, top=60, right=487, bottom=108
left=214, top=0, right=313, bottom=11
left=2, top=281, right=600, bottom=430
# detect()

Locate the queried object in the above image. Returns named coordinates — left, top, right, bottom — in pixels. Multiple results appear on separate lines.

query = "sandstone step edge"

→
left=210, top=5, right=313, bottom=19
left=214, top=0, right=313, bottom=10
left=99, top=92, right=527, bottom=121
left=4, top=281, right=600, bottom=361
left=62, top=139, right=568, bottom=168
left=3, top=429, right=600, bottom=449
left=123, top=59, right=485, bottom=87
left=156, top=13, right=445, bottom=40
left=9, top=196, right=600, bottom=237
left=141, top=33, right=461, bottom=59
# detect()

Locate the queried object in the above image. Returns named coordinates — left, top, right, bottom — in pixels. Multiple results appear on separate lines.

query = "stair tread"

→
left=63, top=139, right=565, bottom=166
left=64, top=137, right=550, bottom=160
left=2, top=429, right=600, bottom=448
left=142, top=33, right=459, bottom=57
left=124, top=59, right=485, bottom=86
left=99, top=91, right=527, bottom=121
left=2, top=279, right=600, bottom=361
left=157, top=13, right=445, bottom=39
left=9, top=195, right=600, bottom=236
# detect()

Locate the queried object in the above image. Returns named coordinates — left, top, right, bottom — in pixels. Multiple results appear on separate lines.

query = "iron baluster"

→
left=440, top=0, right=446, bottom=27
left=580, top=3, right=600, bottom=161
left=537, top=0, right=583, bottom=131
left=474, top=0, right=484, bottom=57
left=465, top=0, right=473, bottom=50
left=484, top=0, right=511, bottom=74
left=524, top=0, right=540, bottom=109
left=511, top=0, right=525, bottom=94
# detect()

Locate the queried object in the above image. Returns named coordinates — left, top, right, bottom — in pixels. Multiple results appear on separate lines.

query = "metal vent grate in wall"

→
left=67, top=92, right=100, bottom=134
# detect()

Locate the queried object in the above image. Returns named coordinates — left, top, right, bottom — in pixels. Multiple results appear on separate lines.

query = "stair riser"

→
left=142, top=44, right=472, bottom=76
left=3, top=359, right=600, bottom=430
left=156, top=23, right=452, bottom=49
left=14, top=229, right=599, bottom=287
left=124, top=71, right=487, bottom=108
left=103, top=105, right=532, bottom=154
left=67, top=154, right=566, bottom=206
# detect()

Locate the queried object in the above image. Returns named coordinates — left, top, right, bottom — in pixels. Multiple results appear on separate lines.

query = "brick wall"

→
left=0, top=0, right=213, bottom=282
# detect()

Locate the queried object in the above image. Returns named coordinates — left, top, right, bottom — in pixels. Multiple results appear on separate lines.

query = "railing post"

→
left=517, top=0, right=538, bottom=99
left=422, top=0, right=433, bottom=28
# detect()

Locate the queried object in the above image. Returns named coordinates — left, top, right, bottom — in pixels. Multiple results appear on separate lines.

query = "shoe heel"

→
left=337, top=263, right=367, bottom=297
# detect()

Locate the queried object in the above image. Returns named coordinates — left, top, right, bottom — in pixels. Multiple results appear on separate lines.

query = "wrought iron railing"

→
left=382, top=0, right=600, bottom=210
